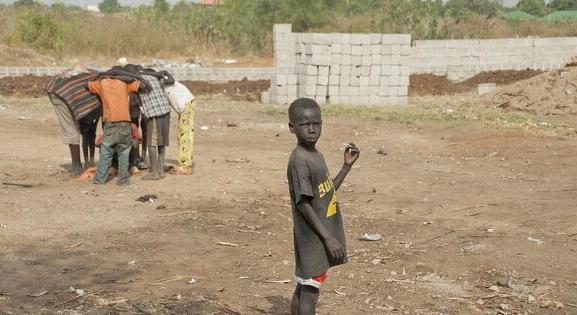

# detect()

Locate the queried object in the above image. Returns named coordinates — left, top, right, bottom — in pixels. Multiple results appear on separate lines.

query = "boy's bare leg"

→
left=298, top=285, right=319, bottom=315
left=142, top=145, right=159, bottom=180
left=69, top=144, right=83, bottom=176
left=88, top=132, right=96, bottom=167
left=158, top=146, right=165, bottom=178
left=290, top=284, right=302, bottom=315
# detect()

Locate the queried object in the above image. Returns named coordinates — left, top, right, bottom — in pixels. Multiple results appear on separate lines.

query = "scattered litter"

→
left=487, top=228, right=497, bottom=233
left=187, top=278, right=197, bottom=284
left=217, top=241, right=239, bottom=247
left=334, top=290, right=347, bottom=296
left=28, top=290, right=47, bottom=297
left=423, top=221, right=434, bottom=225
left=489, top=285, right=500, bottom=292
left=156, top=204, right=166, bottom=210
left=226, top=123, right=238, bottom=127
left=376, top=148, right=387, bottom=155
left=67, top=243, right=82, bottom=248
left=359, top=233, right=382, bottom=241
left=128, top=261, right=136, bottom=265
left=0, top=105, right=6, bottom=110
left=153, top=275, right=188, bottom=284
left=223, top=59, right=237, bottom=64
left=265, top=279, right=291, bottom=284
left=98, top=298, right=128, bottom=306
left=175, top=294, right=182, bottom=300
left=0, top=224, right=6, bottom=228
left=75, top=289, right=85, bottom=296
left=371, top=258, right=381, bottom=265
left=136, top=194, right=158, bottom=203
left=282, top=260, right=290, bottom=266
left=527, top=237, right=545, bottom=245
left=200, top=126, right=209, bottom=130
left=18, top=116, right=29, bottom=120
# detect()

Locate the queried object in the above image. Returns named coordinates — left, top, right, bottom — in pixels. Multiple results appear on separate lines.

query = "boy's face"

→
left=289, top=107, right=322, bottom=148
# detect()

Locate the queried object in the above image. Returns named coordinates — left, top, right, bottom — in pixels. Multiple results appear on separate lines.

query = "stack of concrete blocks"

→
left=265, top=24, right=411, bottom=106
left=293, top=33, right=411, bottom=106
left=264, top=24, right=298, bottom=105
left=411, top=37, right=577, bottom=80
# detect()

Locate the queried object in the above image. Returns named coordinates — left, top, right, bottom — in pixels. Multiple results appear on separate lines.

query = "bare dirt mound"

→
left=476, top=67, right=577, bottom=115
left=0, top=44, right=56, bottom=66
left=0, top=75, right=53, bottom=97
left=181, top=78, right=270, bottom=102
left=410, top=70, right=542, bottom=96
left=0, top=75, right=270, bottom=102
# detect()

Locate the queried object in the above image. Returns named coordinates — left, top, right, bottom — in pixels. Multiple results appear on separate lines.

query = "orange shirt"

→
left=88, top=78, right=140, bottom=122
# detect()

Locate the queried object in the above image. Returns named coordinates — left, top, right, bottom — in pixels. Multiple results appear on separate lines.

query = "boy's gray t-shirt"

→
left=287, top=146, right=347, bottom=279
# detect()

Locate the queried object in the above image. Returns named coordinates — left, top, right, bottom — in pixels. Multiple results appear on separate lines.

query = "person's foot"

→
left=141, top=173, right=160, bottom=180
left=135, top=158, right=147, bottom=170
left=117, top=180, right=130, bottom=186
left=71, top=165, right=84, bottom=177
left=170, top=166, right=193, bottom=175
left=77, top=167, right=97, bottom=180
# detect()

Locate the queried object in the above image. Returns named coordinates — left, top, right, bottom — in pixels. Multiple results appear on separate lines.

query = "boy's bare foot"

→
left=77, top=167, right=97, bottom=180
left=170, top=167, right=193, bottom=175
left=71, top=166, right=84, bottom=177
left=141, top=173, right=160, bottom=180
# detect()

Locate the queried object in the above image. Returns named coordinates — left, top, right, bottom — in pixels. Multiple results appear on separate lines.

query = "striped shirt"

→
left=45, top=72, right=102, bottom=121
left=138, top=74, right=171, bottom=119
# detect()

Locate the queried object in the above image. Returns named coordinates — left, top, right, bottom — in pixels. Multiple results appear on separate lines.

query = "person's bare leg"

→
left=290, top=284, right=302, bottom=315
left=69, top=144, right=83, bottom=176
left=158, top=146, right=165, bottom=178
left=142, top=145, right=159, bottom=180
left=81, top=133, right=90, bottom=169
left=298, top=286, right=319, bottom=315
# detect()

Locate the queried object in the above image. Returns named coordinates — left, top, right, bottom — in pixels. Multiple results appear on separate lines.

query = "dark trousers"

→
left=93, top=121, right=132, bottom=185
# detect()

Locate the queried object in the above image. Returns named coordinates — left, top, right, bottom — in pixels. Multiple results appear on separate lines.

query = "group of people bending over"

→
left=46, top=64, right=196, bottom=185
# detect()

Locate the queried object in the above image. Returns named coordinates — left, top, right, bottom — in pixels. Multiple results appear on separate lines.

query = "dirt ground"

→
left=409, top=70, right=543, bottom=96
left=1, top=96, right=577, bottom=315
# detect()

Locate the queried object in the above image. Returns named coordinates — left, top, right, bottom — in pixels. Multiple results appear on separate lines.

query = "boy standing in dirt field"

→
left=286, top=98, right=360, bottom=315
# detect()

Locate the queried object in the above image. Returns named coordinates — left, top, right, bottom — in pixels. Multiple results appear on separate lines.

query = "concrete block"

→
left=360, top=66, right=370, bottom=76
left=341, top=44, right=352, bottom=55
left=331, top=44, right=342, bottom=54
left=370, top=44, right=381, bottom=56
left=381, top=34, right=392, bottom=44
left=390, top=76, right=400, bottom=87
left=400, top=65, right=410, bottom=76
left=311, top=33, right=332, bottom=45
left=399, top=76, right=409, bottom=86
left=391, top=45, right=402, bottom=55
left=352, top=45, right=363, bottom=56
left=341, top=65, right=351, bottom=75
left=328, top=85, right=339, bottom=96
left=329, top=75, right=340, bottom=85
left=351, top=35, right=362, bottom=45
left=276, top=74, right=288, bottom=85
left=273, top=24, right=292, bottom=35
left=310, top=54, right=331, bottom=66
left=352, top=66, right=361, bottom=76
left=390, top=65, right=401, bottom=76
left=352, top=56, right=362, bottom=66
left=358, top=95, right=369, bottom=105
left=339, top=96, right=350, bottom=104
left=370, top=65, right=381, bottom=76
left=381, top=45, right=392, bottom=55
left=370, top=33, right=382, bottom=44
left=359, top=34, right=371, bottom=45
left=300, top=33, right=312, bottom=44
left=350, top=75, right=360, bottom=86
left=331, top=54, right=342, bottom=65
left=350, top=86, right=359, bottom=96
left=318, top=66, right=330, bottom=77
left=304, top=84, right=317, bottom=95
left=341, top=33, right=352, bottom=44
left=381, top=65, right=392, bottom=75
left=288, top=75, right=298, bottom=85
left=330, top=65, right=341, bottom=75
left=369, top=85, right=380, bottom=95
left=380, top=76, right=390, bottom=87
left=316, top=85, right=328, bottom=96
left=359, top=76, right=370, bottom=87
left=277, top=95, right=288, bottom=104
left=362, top=55, right=371, bottom=66
left=397, top=86, right=408, bottom=96
left=371, top=54, right=381, bottom=64
left=261, top=91, right=270, bottom=103
left=341, top=54, right=352, bottom=65
left=369, top=95, right=381, bottom=105
left=339, top=85, right=350, bottom=96
left=306, top=65, right=318, bottom=75
left=401, top=45, right=411, bottom=56
left=340, top=74, right=350, bottom=86
left=370, top=75, right=380, bottom=86
left=314, top=95, right=326, bottom=105
left=277, top=85, right=288, bottom=96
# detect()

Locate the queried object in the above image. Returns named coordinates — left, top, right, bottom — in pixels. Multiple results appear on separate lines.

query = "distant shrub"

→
left=17, top=10, right=62, bottom=51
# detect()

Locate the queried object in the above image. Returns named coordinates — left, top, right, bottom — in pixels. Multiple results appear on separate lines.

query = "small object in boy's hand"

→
left=359, top=233, right=382, bottom=241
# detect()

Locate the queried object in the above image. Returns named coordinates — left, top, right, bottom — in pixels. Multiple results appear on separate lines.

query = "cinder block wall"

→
left=411, top=37, right=577, bottom=80
left=267, top=24, right=411, bottom=106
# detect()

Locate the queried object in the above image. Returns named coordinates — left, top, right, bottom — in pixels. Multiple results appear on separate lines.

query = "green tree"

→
left=517, top=0, right=548, bottom=16
left=549, top=0, right=577, bottom=10
left=445, top=0, right=500, bottom=17
left=98, top=0, right=122, bottom=13
left=17, top=10, right=63, bottom=51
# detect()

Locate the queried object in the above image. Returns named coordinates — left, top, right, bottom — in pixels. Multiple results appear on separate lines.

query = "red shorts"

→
left=296, top=273, right=328, bottom=288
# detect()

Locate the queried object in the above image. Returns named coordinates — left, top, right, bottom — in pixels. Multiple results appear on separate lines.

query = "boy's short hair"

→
left=288, top=98, right=321, bottom=123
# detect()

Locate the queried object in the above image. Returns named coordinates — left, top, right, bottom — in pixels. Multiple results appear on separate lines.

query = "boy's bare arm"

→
left=333, top=143, right=360, bottom=191
left=297, top=199, right=346, bottom=264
